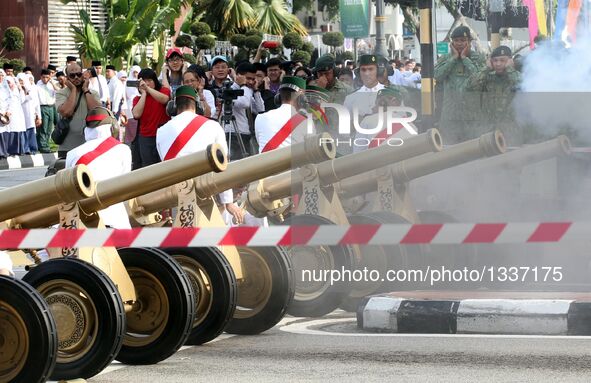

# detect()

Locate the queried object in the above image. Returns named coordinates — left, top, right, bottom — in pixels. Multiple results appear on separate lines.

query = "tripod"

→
left=221, top=101, right=249, bottom=161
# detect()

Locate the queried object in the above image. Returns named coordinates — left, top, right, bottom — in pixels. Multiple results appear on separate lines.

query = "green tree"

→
left=322, top=31, right=344, bottom=53
left=1, top=27, right=25, bottom=54
left=62, top=0, right=189, bottom=68
left=291, top=50, right=311, bottom=65
left=301, top=41, right=315, bottom=54
left=283, top=32, right=303, bottom=50
left=194, top=0, right=307, bottom=39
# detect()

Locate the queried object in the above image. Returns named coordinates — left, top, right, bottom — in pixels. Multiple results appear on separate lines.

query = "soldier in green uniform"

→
left=314, top=54, right=353, bottom=105
left=434, top=25, right=486, bottom=144
left=467, top=45, right=522, bottom=145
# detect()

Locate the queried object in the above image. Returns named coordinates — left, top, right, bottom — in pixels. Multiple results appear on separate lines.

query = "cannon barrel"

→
left=261, top=129, right=443, bottom=202
left=11, top=144, right=227, bottom=228
left=131, top=133, right=336, bottom=216
left=0, top=165, right=95, bottom=222
left=337, top=131, right=506, bottom=199
left=473, top=135, right=571, bottom=171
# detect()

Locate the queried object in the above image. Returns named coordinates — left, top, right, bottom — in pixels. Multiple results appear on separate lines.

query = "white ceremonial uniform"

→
left=254, top=103, right=309, bottom=153
left=107, top=76, right=127, bottom=115
left=37, top=80, right=56, bottom=105
left=156, top=110, right=233, bottom=205
left=66, top=125, right=132, bottom=228
left=343, top=83, right=385, bottom=119
left=353, top=110, right=418, bottom=153
left=89, top=75, right=110, bottom=105
left=0, top=250, right=14, bottom=276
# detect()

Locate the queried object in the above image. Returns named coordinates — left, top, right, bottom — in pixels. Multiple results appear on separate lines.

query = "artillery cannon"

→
left=125, top=133, right=335, bottom=341
left=3, top=145, right=227, bottom=381
left=244, top=130, right=444, bottom=317
left=0, top=165, right=94, bottom=383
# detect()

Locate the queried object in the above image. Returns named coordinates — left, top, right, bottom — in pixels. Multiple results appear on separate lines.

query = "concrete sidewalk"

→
left=358, top=291, right=591, bottom=336
left=0, top=152, right=57, bottom=170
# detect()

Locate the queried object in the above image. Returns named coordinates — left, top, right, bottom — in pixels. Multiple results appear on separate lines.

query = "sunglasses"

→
left=68, top=72, right=83, bottom=79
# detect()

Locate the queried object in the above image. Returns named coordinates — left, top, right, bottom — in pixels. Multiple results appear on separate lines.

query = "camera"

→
left=219, top=79, right=244, bottom=118
left=126, top=80, right=140, bottom=87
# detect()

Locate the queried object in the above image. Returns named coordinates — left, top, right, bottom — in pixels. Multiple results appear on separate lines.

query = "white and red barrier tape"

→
left=0, top=222, right=589, bottom=248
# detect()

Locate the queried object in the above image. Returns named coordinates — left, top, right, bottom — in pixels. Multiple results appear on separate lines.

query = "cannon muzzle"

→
left=337, top=131, right=506, bottom=199
left=0, top=165, right=95, bottom=222
left=10, top=144, right=227, bottom=228
left=131, top=133, right=336, bottom=216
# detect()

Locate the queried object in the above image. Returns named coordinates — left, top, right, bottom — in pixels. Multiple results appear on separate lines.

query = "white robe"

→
left=4, top=77, right=26, bottom=133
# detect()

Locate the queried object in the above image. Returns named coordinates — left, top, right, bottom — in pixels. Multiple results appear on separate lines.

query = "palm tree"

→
left=194, top=0, right=256, bottom=39
left=250, top=0, right=308, bottom=36
left=193, top=0, right=307, bottom=38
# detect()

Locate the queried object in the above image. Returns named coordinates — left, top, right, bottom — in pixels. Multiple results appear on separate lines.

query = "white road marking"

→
left=279, top=318, right=591, bottom=340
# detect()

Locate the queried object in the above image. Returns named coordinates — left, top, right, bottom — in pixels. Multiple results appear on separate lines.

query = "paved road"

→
left=80, top=313, right=591, bottom=383
left=0, top=167, right=46, bottom=189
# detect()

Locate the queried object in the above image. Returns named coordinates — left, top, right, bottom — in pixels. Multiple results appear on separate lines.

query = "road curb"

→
left=0, top=153, right=57, bottom=170
left=357, top=295, right=591, bottom=335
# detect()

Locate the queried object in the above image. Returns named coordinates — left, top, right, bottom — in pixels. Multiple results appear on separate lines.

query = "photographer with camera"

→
left=55, top=62, right=101, bottom=158
left=208, top=55, right=233, bottom=120
left=221, top=62, right=264, bottom=161
left=131, top=68, right=171, bottom=168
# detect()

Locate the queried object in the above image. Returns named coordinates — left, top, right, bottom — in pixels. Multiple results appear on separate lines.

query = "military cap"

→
left=314, top=54, right=336, bottom=72
left=279, top=76, right=306, bottom=92
left=359, top=54, right=378, bottom=66
left=377, top=85, right=407, bottom=101
left=175, top=85, right=198, bottom=101
left=86, top=106, right=117, bottom=128
left=91, top=60, right=102, bottom=66
left=491, top=45, right=512, bottom=58
left=47, top=64, right=57, bottom=71
left=106, top=65, right=116, bottom=71
left=451, top=26, right=471, bottom=39
left=305, top=85, right=330, bottom=103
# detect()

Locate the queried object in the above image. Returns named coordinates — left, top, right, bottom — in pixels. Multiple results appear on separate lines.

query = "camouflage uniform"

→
left=434, top=50, right=486, bottom=143
left=326, top=78, right=353, bottom=105
left=467, top=67, right=521, bottom=145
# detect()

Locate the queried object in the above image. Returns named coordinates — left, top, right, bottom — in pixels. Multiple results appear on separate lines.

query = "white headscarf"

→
left=128, top=65, right=141, bottom=80
left=117, top=70, right=127, bottom=80
left=16, top=73, right=31, bottom=92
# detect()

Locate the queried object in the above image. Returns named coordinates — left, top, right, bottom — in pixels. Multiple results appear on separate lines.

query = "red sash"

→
left=368, top=123, right=405, bottom=149
left=262, top=113, right=307, bottom=153
left=163, top=116, right=208, bottom=160
left=76, top=137, right=121, bottom=165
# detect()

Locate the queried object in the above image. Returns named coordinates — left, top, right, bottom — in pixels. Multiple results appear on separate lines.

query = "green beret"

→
left=315, top=55, right=336, bottom=72
left=359, top=54, right=378, bottom=66
left=377, top=85, right=407, bottom=101
left=175, top=85, right=197, bottom=100
left=305, top=85, right=330, bottom=103
left=279, top=76, right=306, bottom=92
left=491, top=45, right=512, bottom=58
left=451, top=26, right=471, bottom=39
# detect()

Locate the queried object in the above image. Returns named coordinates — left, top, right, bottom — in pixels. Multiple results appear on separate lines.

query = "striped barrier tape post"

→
left=0, top=222, right=590, bottom=248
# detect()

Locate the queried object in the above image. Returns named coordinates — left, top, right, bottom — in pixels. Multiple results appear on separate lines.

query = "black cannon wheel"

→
left=283, top=214, right=354, bottom=318
left=22, top=258, right=125, bottom=380
left=225, top=246, right=295, bottom=335
left=160, top=247, right=237, bottom=345
left=116, top=247, right=195, bottom=364
left=0, top=275, right=57, bottom=383
left=339, top=211, right=413, bottom=312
